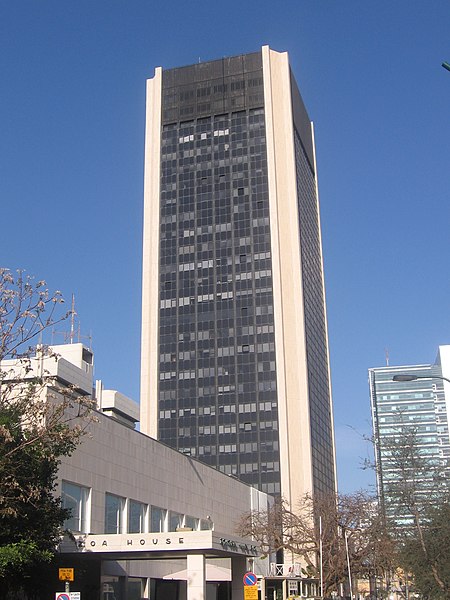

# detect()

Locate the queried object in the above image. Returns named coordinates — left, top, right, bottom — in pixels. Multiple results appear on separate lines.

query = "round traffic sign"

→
left=56, top=594, right=70, bottom=600
left=243, top=571, right=257, bottom=586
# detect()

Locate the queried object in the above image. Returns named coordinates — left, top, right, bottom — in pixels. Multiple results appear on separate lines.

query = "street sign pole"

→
left=55, top=591, right=81, bottom=600
left=59, top=567, right=74, bottom=596
left=243, top=572, right=258, bottom=600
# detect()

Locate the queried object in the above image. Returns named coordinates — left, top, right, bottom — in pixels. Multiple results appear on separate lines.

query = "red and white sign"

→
left=243, top=572, right=257, bottom=586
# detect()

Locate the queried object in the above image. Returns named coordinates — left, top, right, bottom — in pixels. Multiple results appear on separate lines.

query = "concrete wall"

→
left=262, top=45, right=313, bottom=507
left=58, top=409, right=269, bottom=536
left=57, top=407, right=269, bottom=584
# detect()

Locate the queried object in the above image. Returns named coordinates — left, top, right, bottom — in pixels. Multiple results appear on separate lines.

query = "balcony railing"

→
left=269, top=563, right=302, bottom=577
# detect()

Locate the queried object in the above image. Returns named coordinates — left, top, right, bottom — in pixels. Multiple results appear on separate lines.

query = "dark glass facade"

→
left=294, top=129, right=335, bottom=495
left=158, top=54, right=280, bottom=493
left=153, top=50, right=335, bottom=496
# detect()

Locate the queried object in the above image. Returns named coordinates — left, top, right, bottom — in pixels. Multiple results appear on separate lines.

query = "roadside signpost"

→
left=59, top=568, right=74, bottom=582
left=57, top=568, right=79, bottom=599
left=243, top=571, right=258, bottom=600
left=244, top=587, right=258, bottom=600
left=243, top=572, right=257, bottom=586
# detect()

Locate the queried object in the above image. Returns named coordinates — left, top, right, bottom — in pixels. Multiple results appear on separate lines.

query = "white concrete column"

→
left=187, top=554, right=206, bottom=600
left=231, top=556, right=247, bottom=600
left=142, top=577, right=150, bottom=599
left=260, top=576, right=266, bottom=600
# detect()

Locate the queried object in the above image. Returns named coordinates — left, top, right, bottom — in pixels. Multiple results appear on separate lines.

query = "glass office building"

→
left=141, top=47, right=336, bottom=503
left=369, top=346, right=450, bottom=524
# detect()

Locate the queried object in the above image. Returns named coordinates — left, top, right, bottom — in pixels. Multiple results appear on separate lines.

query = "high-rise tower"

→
left=369, top=346, right=450, bottom=525
left=140, top=46, right=336, bottom=504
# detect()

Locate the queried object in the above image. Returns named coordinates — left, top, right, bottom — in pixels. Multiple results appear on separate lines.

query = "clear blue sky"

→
left=2, top=1, right=449, bottom=493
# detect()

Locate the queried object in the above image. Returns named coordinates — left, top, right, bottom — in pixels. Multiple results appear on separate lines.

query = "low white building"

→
left=5, top=344, right=269, bottom=600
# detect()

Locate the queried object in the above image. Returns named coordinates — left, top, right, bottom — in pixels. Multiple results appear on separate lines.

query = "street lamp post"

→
left=442, top=61, right=450, bottom=72
left=344, top=529, right=353, bottom=600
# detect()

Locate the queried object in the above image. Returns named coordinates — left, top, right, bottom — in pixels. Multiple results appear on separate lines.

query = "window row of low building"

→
left=61, top=480, right=214, bottom=535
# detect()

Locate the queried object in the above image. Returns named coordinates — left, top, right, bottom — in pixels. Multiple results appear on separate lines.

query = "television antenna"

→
left=51, top=294, right=92, bottom=348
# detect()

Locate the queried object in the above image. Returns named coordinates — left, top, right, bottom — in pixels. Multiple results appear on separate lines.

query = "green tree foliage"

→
left=399, top=501, right=450, bottom=599
left=0, top=269, right=94, bottom=598
left=0, top=402, right=73, bottom=577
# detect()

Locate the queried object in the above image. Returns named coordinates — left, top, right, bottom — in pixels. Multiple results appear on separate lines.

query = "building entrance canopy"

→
left=59, top=531, right=259, bottom=561
left=59, top=531, right=258, bottom=600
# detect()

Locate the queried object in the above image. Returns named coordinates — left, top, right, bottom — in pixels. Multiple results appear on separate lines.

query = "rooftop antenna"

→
left=70, top=294, right=76, bottom=344
left=385, top=348, right=390, bottom=367
left=51, top=294, right=92, bottom=349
